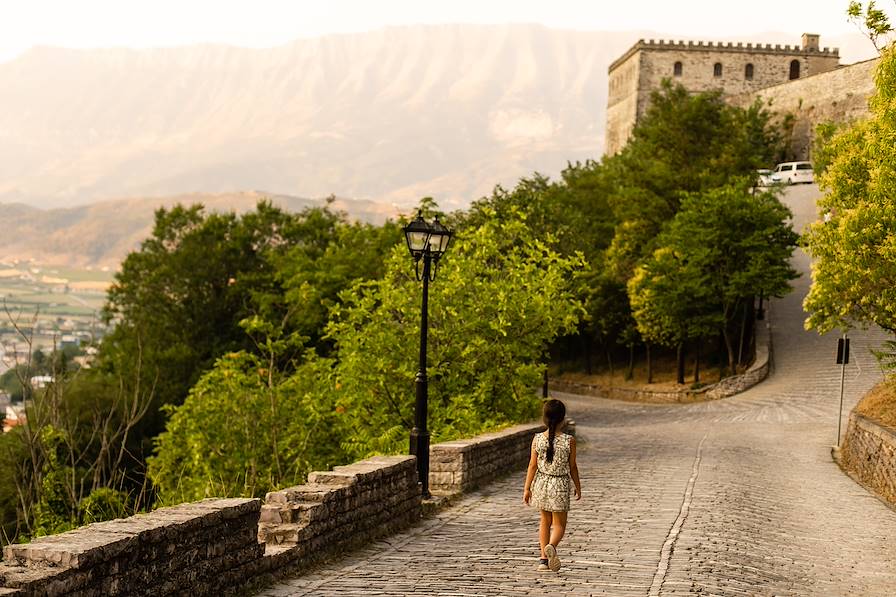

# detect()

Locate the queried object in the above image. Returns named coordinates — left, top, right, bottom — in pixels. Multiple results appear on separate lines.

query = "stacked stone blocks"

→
left=841, top=413, right=896, bottom=507
left=0, top=498, right=262, bottom=596
left=257, top=454, right=421, bottom=576
left=429, top=422, right=575, bottom=494
left=0, top=422, right=556, bottom=594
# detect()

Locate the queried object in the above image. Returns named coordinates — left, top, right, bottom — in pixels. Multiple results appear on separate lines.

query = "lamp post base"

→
left=409, top=428, right=430, bottom=498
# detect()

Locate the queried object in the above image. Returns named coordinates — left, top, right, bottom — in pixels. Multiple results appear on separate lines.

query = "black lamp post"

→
left=403, top=212, right=452, bottom=498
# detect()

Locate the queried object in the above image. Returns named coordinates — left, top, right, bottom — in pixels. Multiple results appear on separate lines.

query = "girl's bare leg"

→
left=549, top=511, right=568, bottom=547
left=539, top=510, right=552, bottom=557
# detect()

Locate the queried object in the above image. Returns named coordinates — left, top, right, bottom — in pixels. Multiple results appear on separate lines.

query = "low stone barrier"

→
left=429, top=422, right=575, bottom=494
left=552, top=320, right=772, bottom=403
left=0, top=420, right=563, bottom=595
left=840, top=413, right=896, bottom=508
left=255, top=455, right=420, bottom=581
left=0, top=498, right=262, bottom=596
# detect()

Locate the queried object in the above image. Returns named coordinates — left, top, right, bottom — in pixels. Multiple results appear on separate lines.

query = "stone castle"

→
left=604, top=33, right=874, bottom=157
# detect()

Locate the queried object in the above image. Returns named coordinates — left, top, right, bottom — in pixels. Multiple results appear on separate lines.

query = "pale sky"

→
left=0, top=0, right=865, bottom=63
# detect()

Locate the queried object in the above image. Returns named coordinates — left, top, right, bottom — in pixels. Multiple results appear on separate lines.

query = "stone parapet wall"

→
left=0, top=423, right=557, bottom=594
left=552, top=320, right=771, bottom=403
left=840, top=413, right=896, bottom=507
left=429, top=421, right=575, bottom=494
left=0, top=498, right=262, bottom=596
left=255, top=455, right=420, bottom=582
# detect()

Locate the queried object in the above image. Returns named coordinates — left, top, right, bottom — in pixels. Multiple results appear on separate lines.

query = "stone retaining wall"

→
left=0, top=421, right=557, bottom=595
left=840, top=413, right=896, bottom=508
left=552, top=319, right=771, bottom=403
left=429, top=421, right=575, bottom=494
left=0, top=498, right=262, bottom=596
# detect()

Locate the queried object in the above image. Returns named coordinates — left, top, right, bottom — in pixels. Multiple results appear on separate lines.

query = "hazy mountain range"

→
left=0, top=192, right=398, bottom=267
left=0, top=25, right=877, bottom=265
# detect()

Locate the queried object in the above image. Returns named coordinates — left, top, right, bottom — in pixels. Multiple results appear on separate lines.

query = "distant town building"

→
left=605, top=33, right=841, bottom=155
left=30, top=375, right=53, bottom=389
left=3, top=403, right=26, bottom=433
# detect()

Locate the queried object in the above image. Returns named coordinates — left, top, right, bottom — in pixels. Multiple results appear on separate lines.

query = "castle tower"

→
left=604, top=34, right=840, bottom=155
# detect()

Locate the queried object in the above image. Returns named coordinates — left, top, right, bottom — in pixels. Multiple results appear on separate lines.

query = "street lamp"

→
left=403, top=212, right=452, bottom=498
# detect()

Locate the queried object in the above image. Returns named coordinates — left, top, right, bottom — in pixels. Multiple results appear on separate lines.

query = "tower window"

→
left=745, top=63, right=754, bottom=80
left=713, top=62, right=722, bottom=77
left=789, top=59, right=800, bottom=80
left=673, top=61, right=682, bottom=76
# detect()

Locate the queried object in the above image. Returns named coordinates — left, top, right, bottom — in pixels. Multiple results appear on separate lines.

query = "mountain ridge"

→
left=0, top=192, right=399, bottom=267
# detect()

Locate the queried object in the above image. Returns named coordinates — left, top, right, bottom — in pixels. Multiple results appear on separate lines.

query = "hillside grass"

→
left=855, top=379, right=896, bottom=431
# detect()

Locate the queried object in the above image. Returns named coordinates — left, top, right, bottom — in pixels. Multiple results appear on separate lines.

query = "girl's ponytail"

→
left=547, top=424, right=557, bottom=463
left=542, top=399, right=566, bottom=464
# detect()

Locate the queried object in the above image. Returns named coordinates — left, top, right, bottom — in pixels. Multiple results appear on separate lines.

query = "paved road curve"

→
left=259, top=185, right=896, bottom=596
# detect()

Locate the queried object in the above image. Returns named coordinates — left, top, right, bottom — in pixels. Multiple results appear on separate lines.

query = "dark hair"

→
left=542, top=399, right=566, bottom=463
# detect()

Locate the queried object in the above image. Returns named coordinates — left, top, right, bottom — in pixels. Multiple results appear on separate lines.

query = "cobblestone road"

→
left=259, top=185, right=896, bottom=596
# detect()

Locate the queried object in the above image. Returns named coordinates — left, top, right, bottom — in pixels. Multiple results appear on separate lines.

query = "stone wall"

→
left=737, top=58, right=878, bottom=160
left=0, top=498, right=263, bottom=596
left=429, top=421, right=575, bottom=494
left=840, top=413, right=896, bottom=508
left=0, top=421, right=561, bottom=595
left=551, top=318, right=771, bottom=403
left=605, top=36, right=842, bottom=155
left=255, top=455, right=421, bottom=582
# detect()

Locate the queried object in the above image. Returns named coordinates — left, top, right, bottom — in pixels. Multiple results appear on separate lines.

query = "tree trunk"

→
left=584, top=334, right=593, bottom=375
left=605, top=339, right=615, bottom=379
left=626, top=344, right=635, bottom=381
left=722, top=327, right=735, bottom=378
left=693, top=339, right=701, bottom=384
left=646, top=342, right=653, bottom=384
left=737, top=300, right=747, bottom=369
left=676, top=342, right=685, bottom=384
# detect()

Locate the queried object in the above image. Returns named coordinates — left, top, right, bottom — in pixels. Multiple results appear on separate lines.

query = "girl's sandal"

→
left=544, top=544, right=561, bottom=572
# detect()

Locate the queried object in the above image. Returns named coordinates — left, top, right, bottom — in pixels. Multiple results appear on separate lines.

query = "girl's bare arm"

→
left=569, top=436, right=582, bottom=500
left=522, top=438, right=538, bottom=504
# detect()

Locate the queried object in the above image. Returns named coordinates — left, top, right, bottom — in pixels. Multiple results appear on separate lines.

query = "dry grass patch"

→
left=855, top=379, right=896, bottom=431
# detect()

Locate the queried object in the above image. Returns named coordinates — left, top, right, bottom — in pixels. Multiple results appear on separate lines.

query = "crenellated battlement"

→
left=609, top=37, right=839, bottom=73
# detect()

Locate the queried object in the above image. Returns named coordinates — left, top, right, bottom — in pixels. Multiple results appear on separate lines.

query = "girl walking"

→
left=523, top=398, right=581, bottom=572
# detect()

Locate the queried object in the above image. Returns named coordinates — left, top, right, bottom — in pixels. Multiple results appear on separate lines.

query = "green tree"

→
left=605, top=82, right=782, bottom=273
left=327, top=206, right=585, bottom=458
left=804, top=46, right=896, bottom=337
left=628, top=247, right=721, bottom=384
left=646, top=186, right=798, bottom=375
left=148, top=204, right=585, bottom=498
left=147, top=322, right=343, bottom=504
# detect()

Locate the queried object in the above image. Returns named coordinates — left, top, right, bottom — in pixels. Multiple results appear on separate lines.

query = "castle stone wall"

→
left=736, top=58, right=878, bottom=160
left=606, top=53, right=641, bottom=156
left=605, top=37, right=842, bottom=155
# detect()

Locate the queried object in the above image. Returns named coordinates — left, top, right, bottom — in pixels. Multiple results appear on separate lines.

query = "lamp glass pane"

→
left=437, top=231, right=452, bottom=253
left=407, top=230, right=430, bottom=252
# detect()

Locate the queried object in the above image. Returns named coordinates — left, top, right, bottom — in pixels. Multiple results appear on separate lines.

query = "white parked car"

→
left=756, top=169, right=781, bottom=186
left=774, top=161, right=814, bottom=184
